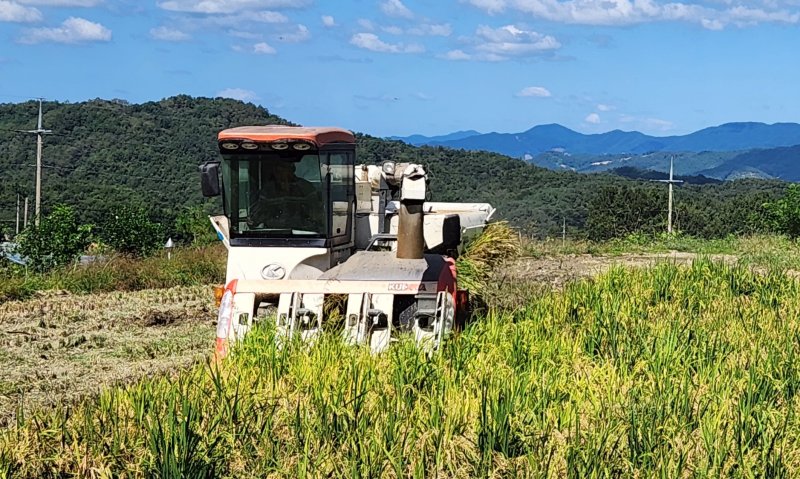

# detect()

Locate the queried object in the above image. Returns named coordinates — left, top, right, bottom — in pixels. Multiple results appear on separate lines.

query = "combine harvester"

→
left=199, top=126, right=494, bottom=356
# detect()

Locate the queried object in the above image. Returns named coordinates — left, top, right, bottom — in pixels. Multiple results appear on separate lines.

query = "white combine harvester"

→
left=199, top=126, right=494, bottom=356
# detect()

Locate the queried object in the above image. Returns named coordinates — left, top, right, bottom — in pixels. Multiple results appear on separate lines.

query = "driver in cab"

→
left=249, top=161, right=323, bottom=231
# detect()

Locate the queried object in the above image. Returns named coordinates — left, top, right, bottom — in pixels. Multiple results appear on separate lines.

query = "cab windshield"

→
left=222, top=153, right=326, bottom=237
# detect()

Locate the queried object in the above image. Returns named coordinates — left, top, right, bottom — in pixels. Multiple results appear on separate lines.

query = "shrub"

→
left=99, top=206, right=164, bottom=257
left=764, top=184, right=800, bottom=237
left=174, top=205, right=218, bottom=246
left=16, top=205, right=92, bottom=272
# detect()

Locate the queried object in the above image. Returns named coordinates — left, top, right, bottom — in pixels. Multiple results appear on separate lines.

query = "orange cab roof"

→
left=218, top=126, right=355, bottom=146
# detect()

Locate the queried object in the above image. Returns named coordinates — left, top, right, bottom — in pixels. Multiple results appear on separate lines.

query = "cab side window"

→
left=326, top=151, right=354, bottom=241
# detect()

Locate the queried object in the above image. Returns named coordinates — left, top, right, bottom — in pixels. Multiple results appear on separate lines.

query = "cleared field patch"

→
left=0, top=285, right=216, bottom=424
left=3, top=259, right=800, bottom=477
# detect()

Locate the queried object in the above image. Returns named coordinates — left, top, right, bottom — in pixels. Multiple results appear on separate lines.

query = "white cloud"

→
left=619, top=114, right=674, bottom=132
left=157, top=0, right=309, bottom=14
left=517, top=86, right=552, bottom=97
left=321, top=15, right=335, bottom=27
left=0, top=1, right=42, bottom=22
left=228, top=30, right=263, bottom=39
left=597, top=103, right=613, bottom=111
left=380, top=0, right=413, bottom=18
left=383, top=24, right=452, bottom=36
left=217, top=87, right=259, bottom=101
left=475, top=24, right=560, bottom=57
left=382, top=25, right=404, bottom=35
left=253, top=41, right=276, bottom=53
left=277, top=23, right=309, bottom=42
left=17, top=0, right=101, bottom=5
left=641, top=117, right=674, bottom=131
left=249, top=10, right=288, bottom=22
left=191, top=10, right=287, bottom=30
left=701, top=17, right=725, bottom=29
left=357, top=18, right=375, bottom=30
left=464, top=0, right=800, bottom=29
left=440, top=49, right=471, bottom=60
left=726, top=4, right=799, bottom=25
left=407, top=23, right=452, bottom=36
left=467, top=0, right=507, bottom=14
left=585, top=113, right=601, bottom=124
left=350, top=32, right=424, bottom=53
left=150, top=26, right=191, bottom=41
left=18, top=17, right=111, bottom=44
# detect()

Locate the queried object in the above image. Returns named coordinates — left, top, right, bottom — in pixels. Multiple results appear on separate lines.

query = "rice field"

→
left=0, top=285, right=216, bottom=424
left=3, top=257, right=800, bottom=477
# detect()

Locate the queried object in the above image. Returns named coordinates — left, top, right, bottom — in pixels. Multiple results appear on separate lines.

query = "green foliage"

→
left=174, top=205, right=218, bottom=246
left=98, top=206, right=164, bottom=257
left=586, top=185, right=664, bottom=241
left=0, top=96, right=290, bottom=231
left=16, top=205, right=91, bottom=272
left=0, top=245, right=226, bottom=302
left=764, top=184, right=800, bottom=237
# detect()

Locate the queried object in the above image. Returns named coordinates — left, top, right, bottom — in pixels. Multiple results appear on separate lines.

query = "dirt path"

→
left=0, top=285, right=216, bottom=425
left=504, top=251, right=737, bottom=289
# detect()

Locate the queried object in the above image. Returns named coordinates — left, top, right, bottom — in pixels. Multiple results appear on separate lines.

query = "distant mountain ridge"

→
left=393, top=122, right=800, bottom=157
left=698, top=144, right=800, bottom=181
left=528, top=146, right=800, bottom=182
left=388, top=130, right=480, bottom=146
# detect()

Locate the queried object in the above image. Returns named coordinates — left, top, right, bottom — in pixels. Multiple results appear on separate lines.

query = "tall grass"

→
left=523, top=231, right=741, bottom=257
left=0, top=245, right=225, bottom=303
left=3, top=259, right=800, bottom=477
left=524, top=232, right=800, bottom=268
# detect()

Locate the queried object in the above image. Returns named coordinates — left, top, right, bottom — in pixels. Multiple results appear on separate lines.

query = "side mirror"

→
left=199, top=162, right=221, bottom=197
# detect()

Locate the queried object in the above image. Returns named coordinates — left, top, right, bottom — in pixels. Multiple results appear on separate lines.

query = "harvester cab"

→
left=199, top=125, right=494, bottom=355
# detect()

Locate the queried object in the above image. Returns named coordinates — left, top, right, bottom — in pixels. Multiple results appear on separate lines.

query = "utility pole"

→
left=9, top=99, right=53, bottom=227
left=29, top=99, right=51, bottom=226
left=655, top=156, right=683, bottom=234
left=16, top=194, right=20, bottom=235
left=24, top=197, right=29, bottom=229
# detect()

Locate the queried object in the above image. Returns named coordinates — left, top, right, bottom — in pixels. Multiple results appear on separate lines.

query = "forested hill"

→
left=0, top=96, right=789, bottom=238
left=0, top=96, right=290, bottom=229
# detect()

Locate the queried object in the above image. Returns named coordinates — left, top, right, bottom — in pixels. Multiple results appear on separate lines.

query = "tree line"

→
left=1, top=95, right=797, bottom=262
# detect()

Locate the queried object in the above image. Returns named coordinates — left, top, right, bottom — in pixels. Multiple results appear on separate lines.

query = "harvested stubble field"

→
left=0, top=285, right=217, bottom=425
left=3, top=255, right=800, bottom=477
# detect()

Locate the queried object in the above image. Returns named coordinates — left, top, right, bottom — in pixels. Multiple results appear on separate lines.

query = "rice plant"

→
left=3, top=259, right=800, bottom=477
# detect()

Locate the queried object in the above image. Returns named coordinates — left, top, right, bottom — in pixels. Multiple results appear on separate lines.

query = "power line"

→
left=0, top=194, right=198, bottom=223
left=4, top=161, right=196, bottom=191
left=32, top=163, right=190, bottom=185
left=0, top=94, right=52, bottom=102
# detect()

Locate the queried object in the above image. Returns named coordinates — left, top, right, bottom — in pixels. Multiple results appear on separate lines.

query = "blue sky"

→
left=0, top=0, right=799, bottom=137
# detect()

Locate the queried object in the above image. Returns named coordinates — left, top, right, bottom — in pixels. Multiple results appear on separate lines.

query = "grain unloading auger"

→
left=199, top=126, right=494, bottom=356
